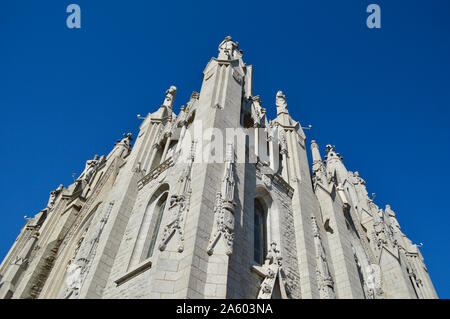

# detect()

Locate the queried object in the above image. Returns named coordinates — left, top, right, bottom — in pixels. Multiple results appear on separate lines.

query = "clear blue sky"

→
left=1, top=0, right=449, bottom=298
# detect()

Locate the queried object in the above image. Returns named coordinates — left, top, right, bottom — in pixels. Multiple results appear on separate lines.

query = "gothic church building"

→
left=0, top=37, right=437, bottom=299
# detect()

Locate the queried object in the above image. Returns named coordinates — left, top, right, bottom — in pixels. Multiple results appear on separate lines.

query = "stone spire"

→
left=325, top=144, right=348, bottom=184
left=274, top=90, right=298, bottom=129
left=311, top=140, right=322, bottom=163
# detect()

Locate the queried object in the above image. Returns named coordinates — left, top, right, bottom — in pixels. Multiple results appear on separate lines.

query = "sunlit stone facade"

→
left=0, top=37, right=437, bottom=299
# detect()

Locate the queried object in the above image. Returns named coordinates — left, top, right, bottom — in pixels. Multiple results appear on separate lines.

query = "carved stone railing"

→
left=137, top=158, right=174, bottom=190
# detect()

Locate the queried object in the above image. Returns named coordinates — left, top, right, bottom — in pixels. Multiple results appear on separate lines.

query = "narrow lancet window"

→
left=147, top=193, right=167, bottom=258
left=254, top=199, right=267, bottom=264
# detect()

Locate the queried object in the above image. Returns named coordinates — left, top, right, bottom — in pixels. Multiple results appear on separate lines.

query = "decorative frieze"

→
left=207, top=143, right=236, bottom=256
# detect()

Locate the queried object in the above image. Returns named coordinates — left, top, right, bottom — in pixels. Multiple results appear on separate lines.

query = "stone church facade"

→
left=0, top=37, right=437, bottom=299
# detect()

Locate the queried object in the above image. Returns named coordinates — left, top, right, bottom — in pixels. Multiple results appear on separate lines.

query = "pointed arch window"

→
left=146, top=192, right=168, bottom=258
left=254, top=198, right=267, bottom=265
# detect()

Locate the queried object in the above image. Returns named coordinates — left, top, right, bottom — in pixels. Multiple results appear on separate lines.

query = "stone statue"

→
left=325, top=144, right=336, bottom=154
left=218, top=36, right=240, bottom=60
left=63, top=262, right=84, bottom=299
left=47, top=184, right=63, bottom=209
left=311, top=215, right=335, bottom=299
left=250, top=95, right=264, bottom=126
left=77, top=155, right=100, bottom=184
left=159, top=141, right=196, bottom=253
left=385, top=205, right=395, bottom=217
left=275, top=91, right=288, bottom=114
left=162, top=86, right=177, bottom=109
left=366, top=264, right=383, bottom=298
left=257, top=242, right=292, bottom=299
left=353, top=171, right=366, bottom=185
left=264, top=242, right=282, bottom=267
left=115, top=133, right=132, bottom=148
left=279, top=129, right=288, bottom=154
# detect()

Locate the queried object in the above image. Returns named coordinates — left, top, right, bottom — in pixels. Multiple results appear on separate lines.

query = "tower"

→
left=0, top=37, right=437, bottom=299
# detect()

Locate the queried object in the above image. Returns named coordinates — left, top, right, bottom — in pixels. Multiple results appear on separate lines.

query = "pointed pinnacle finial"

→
left=325, top=144, right=344, bottom=161
left=311, top=140, right=322, bottom=162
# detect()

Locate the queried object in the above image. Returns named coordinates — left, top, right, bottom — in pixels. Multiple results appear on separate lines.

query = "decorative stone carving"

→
left=115, top=133, right=132, bottom=149
left=63, top=157, right=119, bottom=248
left=352, top=244, right=369, bottom=296
left=255, top=163, right=294, bottom=198
left=279, top=129, right=288, bottom=155
left=77, top=155, right=100, bottom=185
left=11, top=255, right=28, bottom=267
left=353, top=171, right=366, bottom=185
left=373, top=209, right=389, bottom=249
left=158, top=141, right=196, bottom=253
left=366, top=264, right=384, bottom=299
left=207, top=143, right=236, bottom=256
left=311, top=141, right=329, bottom=187
left=162, top=86, right=177, bottom=109
left=62, top=201, right=114, bottom=299
left=275, top=91, right=288, bottom=114
left=47, top=184, right=63, bottom=210
left=0, top=233, right=39, bottom=298
left=63, top=262, right=83, bottom=299
left=182, top=91, right=199, bottom=123
left=311, top=215, right=335, bottom=299
left=325, top=144, right=335, bottom=154
left=406, top=260, right=424, bottom=298
left=218, top=36, right=241, bottom=60
left=1, top=37, right=438, bottom=300
left=249, top=95, right=264, bottom=127
left=385, top=204, right=395, bottom=218
left=256, top=242, right=291, bottom=299
left=312, top=165, right=327, bottom=186
left=28, top=184, right=62, bottom=228
left=262, top=174, right=272, bottom=189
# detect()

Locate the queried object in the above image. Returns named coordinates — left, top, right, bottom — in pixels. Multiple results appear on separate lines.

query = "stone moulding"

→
left=114, top=259, right=152, bottom=286
left=137, top=157, right=174, bottom=190
left=62, top=157, right=120, bottom=247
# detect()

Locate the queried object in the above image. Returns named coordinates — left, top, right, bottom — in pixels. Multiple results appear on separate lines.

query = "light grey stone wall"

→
left=0, top=37, right=438, bottom=299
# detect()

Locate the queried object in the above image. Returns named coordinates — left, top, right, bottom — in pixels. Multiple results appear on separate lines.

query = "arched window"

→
left=146, top=192, right=168, bottom=258
left=254, top=198, right=267, bottom=265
